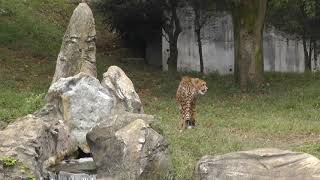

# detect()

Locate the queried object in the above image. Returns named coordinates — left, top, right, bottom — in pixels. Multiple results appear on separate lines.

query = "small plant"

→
left=0, top=156, right=17, bottom=167
left=27, top=176, right=36, bottom=180
left=25, top=93, right=45, bottom=113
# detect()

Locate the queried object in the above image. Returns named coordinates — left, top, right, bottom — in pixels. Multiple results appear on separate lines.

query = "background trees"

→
left=100, top=0, right=183, bottom=72
left=100, top=0, right=320, bottom=90
left=162, top=0, right=183, bottom=72
left=189, top=0, right=215, bottom=73
left=267, top=0, right=320, bottom=71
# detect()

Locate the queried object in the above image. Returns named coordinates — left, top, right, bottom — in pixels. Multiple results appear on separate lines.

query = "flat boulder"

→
left=47, top=73, right=114, bottom=153
left=194, top=148, right=320, bottom=180
left=102, top=66, right=143, bottom=113
left=87, top=114, right=172, bottom=179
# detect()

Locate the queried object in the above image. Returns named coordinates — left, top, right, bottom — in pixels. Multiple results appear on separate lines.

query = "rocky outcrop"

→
left=0, top=2, right=159, bottom=180
left=47, top=73, right=114, bottom=153
left=194, top=148, right=320, bottom=180
left=52, top=3, right=97, bottom=84
left=0, top=105, right=77, bottom=180
left=87, top=114, right=172, bottom=180
left=102, top=66, right=144, bottom=113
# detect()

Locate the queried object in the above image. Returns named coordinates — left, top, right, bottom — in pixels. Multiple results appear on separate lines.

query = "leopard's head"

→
left=192, top=78, right=208, bottom=95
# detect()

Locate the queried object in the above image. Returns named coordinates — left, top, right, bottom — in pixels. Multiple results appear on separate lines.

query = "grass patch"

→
left=0, top=47, right=54, bottom=122
left=0, top=0, right=75, bottom=57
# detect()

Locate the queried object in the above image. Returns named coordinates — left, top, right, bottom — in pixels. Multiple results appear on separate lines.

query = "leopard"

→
left=176, top=76, right=208, bottom=129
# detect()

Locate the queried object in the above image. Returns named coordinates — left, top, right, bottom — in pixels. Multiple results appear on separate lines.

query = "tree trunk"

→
left=194, top=8, right=204, bottom=73
left=166, top=0, right=182, bottom=72
left=168, top=38, right=179, bottom=71
left=314, top=41, right=318, bottom=70
left=196, top=29, right=204, bottom=73
left=231, top=0, right=267, bottom=91
left=302, top=35, right=312, bottom=71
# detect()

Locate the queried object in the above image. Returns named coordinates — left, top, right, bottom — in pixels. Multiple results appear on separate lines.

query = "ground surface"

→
left=1, top=1, right=320, bottom=179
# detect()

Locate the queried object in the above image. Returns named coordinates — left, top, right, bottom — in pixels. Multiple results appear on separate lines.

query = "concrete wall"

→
left=263, top=28, right=304, bottom=72
left=161, top=5, right=320, bottom=74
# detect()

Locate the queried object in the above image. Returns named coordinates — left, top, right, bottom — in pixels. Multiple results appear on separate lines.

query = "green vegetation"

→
left=27, top=176, right=36, bottom=180
left=1, top=0, right=320, bottom=179
left=0, top=0, right=74, bottom=57
left=0, top=47, right=54, bottom=123
left=0, top=156, right=17, bottom=167
left=0, top=0, right=74, bottom=122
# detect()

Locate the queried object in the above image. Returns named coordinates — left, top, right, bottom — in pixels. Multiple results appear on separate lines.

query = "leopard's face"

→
left=193, top=78, right=208, bottom=95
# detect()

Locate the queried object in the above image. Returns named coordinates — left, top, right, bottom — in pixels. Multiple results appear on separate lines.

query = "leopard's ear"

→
left=191, top=78, right=199, bottom=86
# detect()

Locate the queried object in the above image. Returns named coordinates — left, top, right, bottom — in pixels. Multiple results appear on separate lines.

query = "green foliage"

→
left=267, top=0, right=320, bottom=37
left=302, top=0, right=317, bottom=17
left=0, top=156, right=17, bottom=167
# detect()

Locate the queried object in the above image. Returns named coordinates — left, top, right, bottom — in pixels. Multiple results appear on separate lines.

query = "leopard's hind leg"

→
left=179, top=105, right=187, bottom=129
left=179, top=100, right=192, bottom=129
left=191, top=100, right=197, bottom=127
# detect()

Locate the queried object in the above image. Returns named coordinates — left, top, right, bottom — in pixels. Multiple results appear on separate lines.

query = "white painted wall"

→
left=162, top=6, right=320, bottom=74
left=263, top=28, right=304, bottom=73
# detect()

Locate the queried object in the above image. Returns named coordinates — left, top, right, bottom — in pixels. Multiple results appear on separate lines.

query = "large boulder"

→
left=0, top=105, right=76, bottom=180
left=51, top=3, right=97, bottom=84
left=86, top=114, right=172, bottom=179
left=194, top=148, right=320, bottom=180
left=102, top=66, right=143, bottom=113
left=47, top=73, right=114, bottom=153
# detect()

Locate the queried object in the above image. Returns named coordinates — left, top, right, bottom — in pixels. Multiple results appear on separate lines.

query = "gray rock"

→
left=49, top=157, right=96, bottom=174
left=52, top=3, right=97, bottom=84
left=47, top=73, right=114, bottom=153
left=194, top=148, right=320, bottom=180
left=87, top=115, right=172, bottom=180
left=56, top=171, right=96, bottom=180
left=0, top=106, right=77, bottom=180
left=102, top=66, right=143, bottom=113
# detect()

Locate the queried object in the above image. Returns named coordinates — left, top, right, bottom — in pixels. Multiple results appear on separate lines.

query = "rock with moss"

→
left=101, top=66, right=144, bottom=114
left=87, top=114, right=172, bottom=179
left=51, top=2, right=97, bottom=84
left=194, top=148, right=320, bottom=180
left=0, top=106, right=77, bottom=180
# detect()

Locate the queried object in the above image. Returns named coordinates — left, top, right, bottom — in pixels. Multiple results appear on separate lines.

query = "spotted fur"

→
left=176, top=76, right=208, bottom=129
